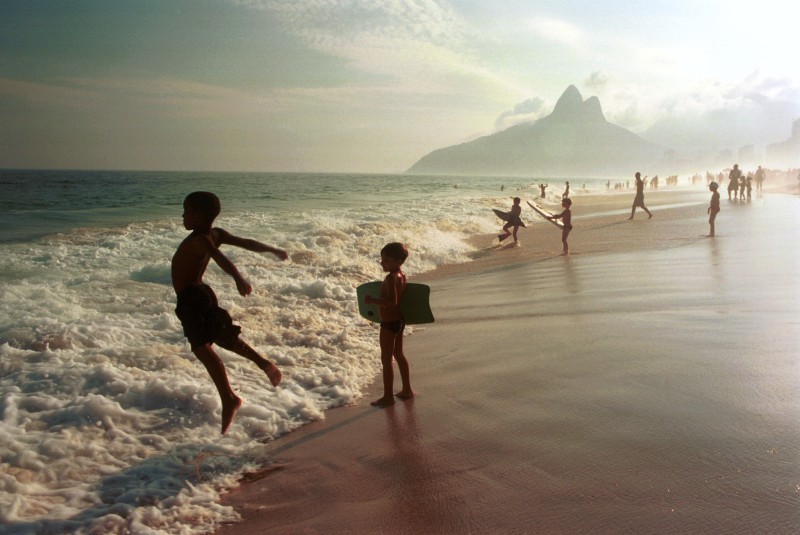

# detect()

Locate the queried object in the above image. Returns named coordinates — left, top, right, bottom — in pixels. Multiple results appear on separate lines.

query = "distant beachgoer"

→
left=739, top=174, right=747, bottom=199
left=707, top=181, right=720, bottom=237
left=172, top=191, right=286, bottom=434
left=548, top=197, right=573, bottom=255
left=538, top=183, right=548, bottom=198
left=745, top=175, right=753, bottom=200
left=627, top=172, right=653, bottom=220
left=562, top=181, right=570, bottom=199
left=498, top=197, right=525, bottom=245
left=606, top=180, right=611, bottom=191
left=727, top=164, right=741, bottom=200
left=501, top=185, right=505, bottom=191
left=755, top=166, right=765, bottom=192
left=364, top=242, right=413, bottom=407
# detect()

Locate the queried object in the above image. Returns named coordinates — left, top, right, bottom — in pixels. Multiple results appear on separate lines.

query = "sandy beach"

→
left=216, top=187, right=800, bottom=534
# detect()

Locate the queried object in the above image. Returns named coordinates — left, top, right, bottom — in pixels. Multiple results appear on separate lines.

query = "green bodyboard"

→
left=356, top=281, right=435, bottom=325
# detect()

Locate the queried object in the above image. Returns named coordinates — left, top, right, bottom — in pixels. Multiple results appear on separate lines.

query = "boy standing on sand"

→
left=498, top=197, right=525, bottom=245
left=627, top=172, right=653, bottom=220
left=549, top=197, right=573, bottom=255
left=364, top=242, right=413, bottom=408
left=707, top=182, right=720, bottom=237
left=172, top=191, right=287, bottom=434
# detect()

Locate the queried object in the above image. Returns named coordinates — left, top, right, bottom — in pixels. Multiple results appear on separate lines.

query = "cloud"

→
left=235, top=1, right=478, bottom=84
left=494, top=96, right=547, bottom=131
left=639, top=73, right=800, bottom=154
left=527, top=16, right=584, bottom=49
left=584, top=71, right=610, bottom=90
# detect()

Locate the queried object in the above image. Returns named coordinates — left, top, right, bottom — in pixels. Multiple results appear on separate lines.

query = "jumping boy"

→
left=549, top=197, right=573, bottom=255
left=364, top=242, right=413, bottom=407
left=172, top=191, right=287, bottom=434
left=498, top=197, right=525, bottom=245
left=707, top=181, right=720, bottom=237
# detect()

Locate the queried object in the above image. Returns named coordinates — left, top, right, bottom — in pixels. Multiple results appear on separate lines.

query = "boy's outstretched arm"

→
left=201, top=236, right=253, bottom=296
left=216, top=228, right=289, bottom=260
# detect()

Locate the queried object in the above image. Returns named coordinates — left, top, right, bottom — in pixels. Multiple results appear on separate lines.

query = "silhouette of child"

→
left=364, top=243, right=413, bottom=407
left=549, top=197, right=573, bottom=255
left=707, top=182, right=720, bottom=237
left=498, top=197, right=525, bottom=245
left=171, top=191, right=287, bottom=434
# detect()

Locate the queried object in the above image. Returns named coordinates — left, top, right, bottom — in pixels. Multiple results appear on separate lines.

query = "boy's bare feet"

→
left=261, top=361, right=282, bottom=387
left=395, top=390, right=414, bottom=400
left=370, top=396, right=395, bottom=408
left=221, top=395, right=243, bottom=434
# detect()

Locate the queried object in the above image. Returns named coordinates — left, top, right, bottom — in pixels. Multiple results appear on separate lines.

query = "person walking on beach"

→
left=727, top=164, right=741, bottom=200
left=755, top=165, right=765, bottom=193
left=364, top=242, right=413, bottom=407
left=548, top=197, right=573, bottom=255
left=707, top=181, right=720, bottom=237
left=562, top=181, right=570, bottom=199
left=498, top=197, right=525, bottom=245
left=172, top=191, right=287, bottom=434
left=627, top=172, right=652, bottom=220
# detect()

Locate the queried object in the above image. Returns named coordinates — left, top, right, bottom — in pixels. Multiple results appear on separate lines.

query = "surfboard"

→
left=356, top=282, right=435, bottom=324
left=527, top=201, right=564, bottom=229
left=492, top=208, right=509, bottom=221
left=492, top=208, right=526, bottom=227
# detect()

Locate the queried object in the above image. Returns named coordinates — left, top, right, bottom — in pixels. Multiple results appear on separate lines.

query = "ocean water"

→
left=0, top=170, right=607, bottom=534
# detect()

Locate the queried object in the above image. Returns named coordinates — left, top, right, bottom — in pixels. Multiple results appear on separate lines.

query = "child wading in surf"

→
left=171, top=191, right=287, bottom=434
left=498, top=197, right=525, bottom=246
left=364, top=242, right=414, bottom=407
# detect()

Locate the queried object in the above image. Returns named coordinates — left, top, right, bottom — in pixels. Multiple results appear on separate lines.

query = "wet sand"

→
left=217, top=187, right=800, bottom=534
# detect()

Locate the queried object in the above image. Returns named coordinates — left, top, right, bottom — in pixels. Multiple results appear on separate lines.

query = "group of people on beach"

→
left=499, top=163, right=776, bottom=249
left=175, top=162, right=783, bottom=433
left=725, top=164, right=765, bottom=200
left=172, top=191, right=413, bottom=434
left=498, top=195, right=573, bottom=254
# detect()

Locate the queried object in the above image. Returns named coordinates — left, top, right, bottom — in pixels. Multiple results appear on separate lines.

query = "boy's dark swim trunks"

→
left=175, top=283, right=241, bottom=350
left=380, top=319, right=405, bottom=334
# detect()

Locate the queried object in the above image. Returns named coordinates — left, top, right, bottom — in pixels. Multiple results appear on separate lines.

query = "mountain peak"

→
left=552, top=85, right=583, bottom=116
left=550, top=85, right=605, bottom=123
left=406, top=84, right=655, bottom=176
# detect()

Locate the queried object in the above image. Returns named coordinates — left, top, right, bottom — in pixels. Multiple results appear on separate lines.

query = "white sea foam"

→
left=0, top=191, right=501, bottom=533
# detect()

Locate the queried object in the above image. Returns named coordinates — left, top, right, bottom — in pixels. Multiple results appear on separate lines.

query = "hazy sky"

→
left=1, top=0, right=798, bottom=173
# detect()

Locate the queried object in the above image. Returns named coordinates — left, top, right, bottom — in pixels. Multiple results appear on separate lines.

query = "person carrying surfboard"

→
left=364, top=242, right=414, bottom=407
left=498, top=197, right=524, bottom=245
left=548, top=197, right=573, bottom=255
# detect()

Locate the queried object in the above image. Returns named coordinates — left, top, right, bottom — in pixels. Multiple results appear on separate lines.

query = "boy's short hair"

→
left=513, top=197, right=521, bottom=203
left=184, top=192, right=221, bottom=223
left=381, top=242, right=408, bottom=263
left=563, top=197, right=572, bottom=206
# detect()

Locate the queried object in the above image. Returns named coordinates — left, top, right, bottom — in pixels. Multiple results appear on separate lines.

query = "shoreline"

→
left=215, top=186, right=800, bottom=534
